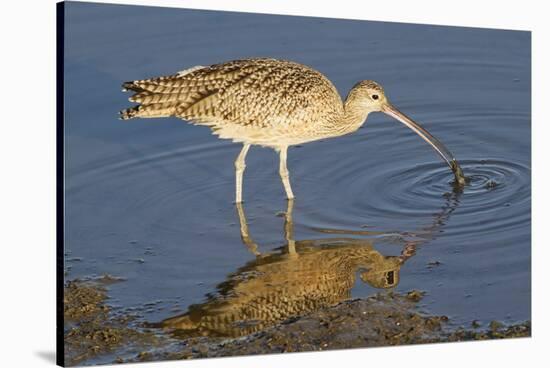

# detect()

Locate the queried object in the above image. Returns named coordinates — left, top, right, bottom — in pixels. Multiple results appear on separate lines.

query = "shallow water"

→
left=63, top=2, right=531, bottom=362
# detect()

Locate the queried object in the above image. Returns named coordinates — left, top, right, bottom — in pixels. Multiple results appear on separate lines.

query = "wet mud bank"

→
left=63, top=277, right=159, bottom=366
left=140, top=292, right=529, bottom=362
left=64, top=279, right=529, bottom=365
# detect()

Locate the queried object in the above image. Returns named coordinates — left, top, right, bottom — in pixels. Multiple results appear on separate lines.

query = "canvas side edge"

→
left=56, top=2, right=65, bottom=367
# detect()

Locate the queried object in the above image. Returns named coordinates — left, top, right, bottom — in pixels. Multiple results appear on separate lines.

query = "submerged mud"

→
left=63, top=278, right=159, bottom=366
left=63, top=279, right=530, bottom=365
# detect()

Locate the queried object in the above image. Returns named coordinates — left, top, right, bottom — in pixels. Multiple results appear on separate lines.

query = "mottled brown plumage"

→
left=120, top=58, right=366, bottom=146
left=120, top=57, right=464, bottom=202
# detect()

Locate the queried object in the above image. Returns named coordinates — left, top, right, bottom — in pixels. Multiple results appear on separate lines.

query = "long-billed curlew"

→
left=120, top=58, right=465, bottom=202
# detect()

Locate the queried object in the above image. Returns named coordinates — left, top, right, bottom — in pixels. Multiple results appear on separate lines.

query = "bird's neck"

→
left=313, top=95, right=370, bottom=139
left=332, top=98, right=370, bottom=136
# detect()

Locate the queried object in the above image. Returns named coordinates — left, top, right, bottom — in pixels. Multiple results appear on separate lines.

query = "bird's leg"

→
left=236, top=201, right=260, bottom=256
left=283, top=198, right=297, bottom=255
left=278, top=146, right=295, bottom=200
left=234, top=143, right=251, bottom=203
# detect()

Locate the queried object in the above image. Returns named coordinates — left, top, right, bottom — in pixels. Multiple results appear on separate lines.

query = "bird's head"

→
left=345, top=80, right=389, bottom=112
left=358, top=256, right=402, bottom=289
left=345, top=80, right=466, bottom=185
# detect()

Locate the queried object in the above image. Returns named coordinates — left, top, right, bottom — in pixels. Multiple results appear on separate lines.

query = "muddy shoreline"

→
left=64, top=278, right=160, bottom=366
left=64, top=278, right=530, bottom=366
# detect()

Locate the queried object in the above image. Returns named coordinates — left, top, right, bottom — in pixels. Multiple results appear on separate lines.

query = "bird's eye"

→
left=372, top=94, right=379, bottom=100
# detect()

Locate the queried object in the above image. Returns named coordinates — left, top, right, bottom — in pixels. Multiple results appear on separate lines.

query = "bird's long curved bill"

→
left=381, top=103, right=466, bottom=185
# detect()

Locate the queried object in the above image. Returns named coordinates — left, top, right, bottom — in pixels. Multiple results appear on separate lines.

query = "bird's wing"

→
left=122, top=59, right=273, bottom=121
left=176, top=59, right=323, bottom=128
left=123, top=58, right=341, bottom=127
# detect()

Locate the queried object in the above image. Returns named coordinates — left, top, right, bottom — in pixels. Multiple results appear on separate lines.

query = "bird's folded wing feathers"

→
left=121, top=58, right=339, bottom=126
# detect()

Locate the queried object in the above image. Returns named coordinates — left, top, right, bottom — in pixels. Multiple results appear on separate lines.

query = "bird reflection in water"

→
left=153, top=195, right=459, bottom=338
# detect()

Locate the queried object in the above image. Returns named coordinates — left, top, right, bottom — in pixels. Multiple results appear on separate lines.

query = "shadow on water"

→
left=147, top=190, right=461, bottom=339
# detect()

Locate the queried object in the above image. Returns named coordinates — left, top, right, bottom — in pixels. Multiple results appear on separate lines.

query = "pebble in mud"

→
left=490, top=320, right=504, bottom=331
left=406, top=290, right=426, bottom=302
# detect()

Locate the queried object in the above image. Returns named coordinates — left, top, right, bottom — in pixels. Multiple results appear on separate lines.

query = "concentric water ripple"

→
left=294, top=145, right=530, bottom=238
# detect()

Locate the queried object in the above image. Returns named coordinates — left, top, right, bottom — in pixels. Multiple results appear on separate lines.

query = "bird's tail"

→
left=119, top=80, right=179, bottom=120
left=158, top=314, right=197, bottom=330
